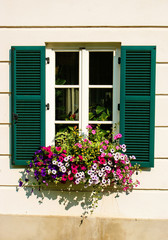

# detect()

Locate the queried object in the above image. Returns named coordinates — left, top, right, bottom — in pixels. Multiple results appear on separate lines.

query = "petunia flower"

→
left=56, top=146, right=61, bottom=152
left=92, top=130, right=96, bottom=135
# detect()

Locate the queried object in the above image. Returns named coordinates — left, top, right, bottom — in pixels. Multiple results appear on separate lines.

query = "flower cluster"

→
left=19, top=125, right=140, bottom=192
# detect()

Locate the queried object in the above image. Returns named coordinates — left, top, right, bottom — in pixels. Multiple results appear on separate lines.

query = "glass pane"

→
left=89, top=89, right=112, bottom=121
left=55, top=124, right=79, bottom=134
left=55, top=52, right=79, bottom=85
left=55, top=88, right=79, bottom=120
left=89, top=52, right=113, bottom=85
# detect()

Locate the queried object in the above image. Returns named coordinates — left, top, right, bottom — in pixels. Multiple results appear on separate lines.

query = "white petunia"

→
left=65, top=162, right=69, bottom=167
left=61, top=166, right=66, bottom=173
left=52, top=170, right=57, bottom=175
left=102, top=179, right=106, bottom=184
left=75, top=179, right=80, bottom=184
left=64, top=157, right=69, bottom=162
left=48, top=169, right=51, bottom=174
left=58, top=162, right=63, bottom=167
left=52, top=160, right=57, bottom=165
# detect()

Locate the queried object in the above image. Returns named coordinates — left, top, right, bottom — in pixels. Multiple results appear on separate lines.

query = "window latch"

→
left=45, top=57, right=50, bottom=64
left=13, top=113, right=18, bottom=123
left=46, top=103, right=50, bottom=110
left=118, top=104, right=120, bottom=111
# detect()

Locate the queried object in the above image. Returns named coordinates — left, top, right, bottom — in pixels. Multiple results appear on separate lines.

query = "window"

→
left=46, top=45, right=120, bottom=146
left=11, top=45, right=156, bottom=167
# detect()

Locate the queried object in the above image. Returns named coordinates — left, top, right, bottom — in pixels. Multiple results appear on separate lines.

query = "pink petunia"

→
left=116, top=146, right=120, bottom=150
left=92, top=130, right=96, bottom=135
left=103, top=145, right=107, bottom=150
left=86, top=125, right=92, bottom=129
left=101, top=152, right=106, bottom=157
left=108, top=153, right=112, bottom=157
left=83, top=138, right=88, bottom=142
left=105, top=140, right=109, bottom=144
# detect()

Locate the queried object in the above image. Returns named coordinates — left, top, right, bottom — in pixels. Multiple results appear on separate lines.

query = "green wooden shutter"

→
left=120, top=46, right=156, bottom=167
left=11, top=46, right=45, bottom=165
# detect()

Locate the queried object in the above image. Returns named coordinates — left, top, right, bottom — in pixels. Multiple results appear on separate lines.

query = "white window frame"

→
left=46, top=44, right=120, bottom=146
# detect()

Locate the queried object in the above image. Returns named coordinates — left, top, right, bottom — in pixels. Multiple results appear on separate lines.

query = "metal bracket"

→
left=13, top=113, right=18, bottom=123
left=118, top=104, right=120, bottom=111
left=118, top=57, right=121, bottom=64
left=46, top=103, right=50, bottom=110
left=45, top=57, right=50, bottom=64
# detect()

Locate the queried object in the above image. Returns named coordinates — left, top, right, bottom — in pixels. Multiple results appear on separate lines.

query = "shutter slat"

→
left=120, top=46, right=156, bottom=167
left=12, top=46, right=45, bottom=165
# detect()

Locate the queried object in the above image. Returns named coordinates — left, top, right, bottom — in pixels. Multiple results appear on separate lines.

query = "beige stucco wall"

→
left=1, top=215, right=168, bottom=240
left=0, top=0, right=168, bottom=238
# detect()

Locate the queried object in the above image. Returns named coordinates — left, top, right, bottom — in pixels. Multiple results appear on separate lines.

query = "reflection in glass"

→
left=89, top=52, right=113, bottom=85
left=55, top=88, right=79, bottom=120
left=55, top=124, right=78, bottom=134
left=89, top=89, right=112, bottom=121
left=89, top=124, right=113, bottom=138
left=55, top=52, right=79, bottom=85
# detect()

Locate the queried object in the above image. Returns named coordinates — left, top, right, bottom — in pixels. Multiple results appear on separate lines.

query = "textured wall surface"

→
left=0, top=0, right=168, bottom=238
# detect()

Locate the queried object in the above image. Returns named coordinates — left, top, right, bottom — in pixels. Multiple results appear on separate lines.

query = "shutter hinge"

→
left=46, top=103, right=50, bottom=110
left=118, top=104, right=120, bottom=111
left=13, top=113, right=18, bottom=123
left=118, top=57, right=121, bottom=64
left=45, top=57, right=50, bottom=64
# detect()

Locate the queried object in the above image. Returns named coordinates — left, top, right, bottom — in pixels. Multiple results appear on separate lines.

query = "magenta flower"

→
left=103, top=145, right=107, bottom=150
left=68, top=175, right=73, bottom=181
left=62, top=175, right=67, bottom=181
left=72, top=169, right=78, bottom=174
left=86, top=125, right=92, bottom=129
left=92, top=130, right=96, bottom=135
left=78, top=155, right=83, bottom=160
left=56, top=146, right=61, bottom=152
left=99, top=158, right=106, bottom=165
left=81, top=165, right=86, bottom=171
left=105, top=140, right=109, bottom=144
left=108, top=153, right=112, bottom=157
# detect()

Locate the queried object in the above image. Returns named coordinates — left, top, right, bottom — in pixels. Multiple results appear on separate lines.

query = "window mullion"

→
left=80, top=49, right=89, bottom=134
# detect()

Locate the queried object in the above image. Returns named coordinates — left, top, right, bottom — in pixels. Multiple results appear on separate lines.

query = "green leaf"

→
left=96, top=106, right=105, bottom=115
left=89, top=112, right=94, bottom=120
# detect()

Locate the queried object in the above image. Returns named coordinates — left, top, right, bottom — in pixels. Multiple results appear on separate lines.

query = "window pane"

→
left=55, top=52, right=79, bottom=85
left=89, top=52, right=113, bottom=85
left=89, top=89, right=112, bottom=121
left=55, top=88, right=79, bottom=120
left=55, top=124, right=79, bottom=133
